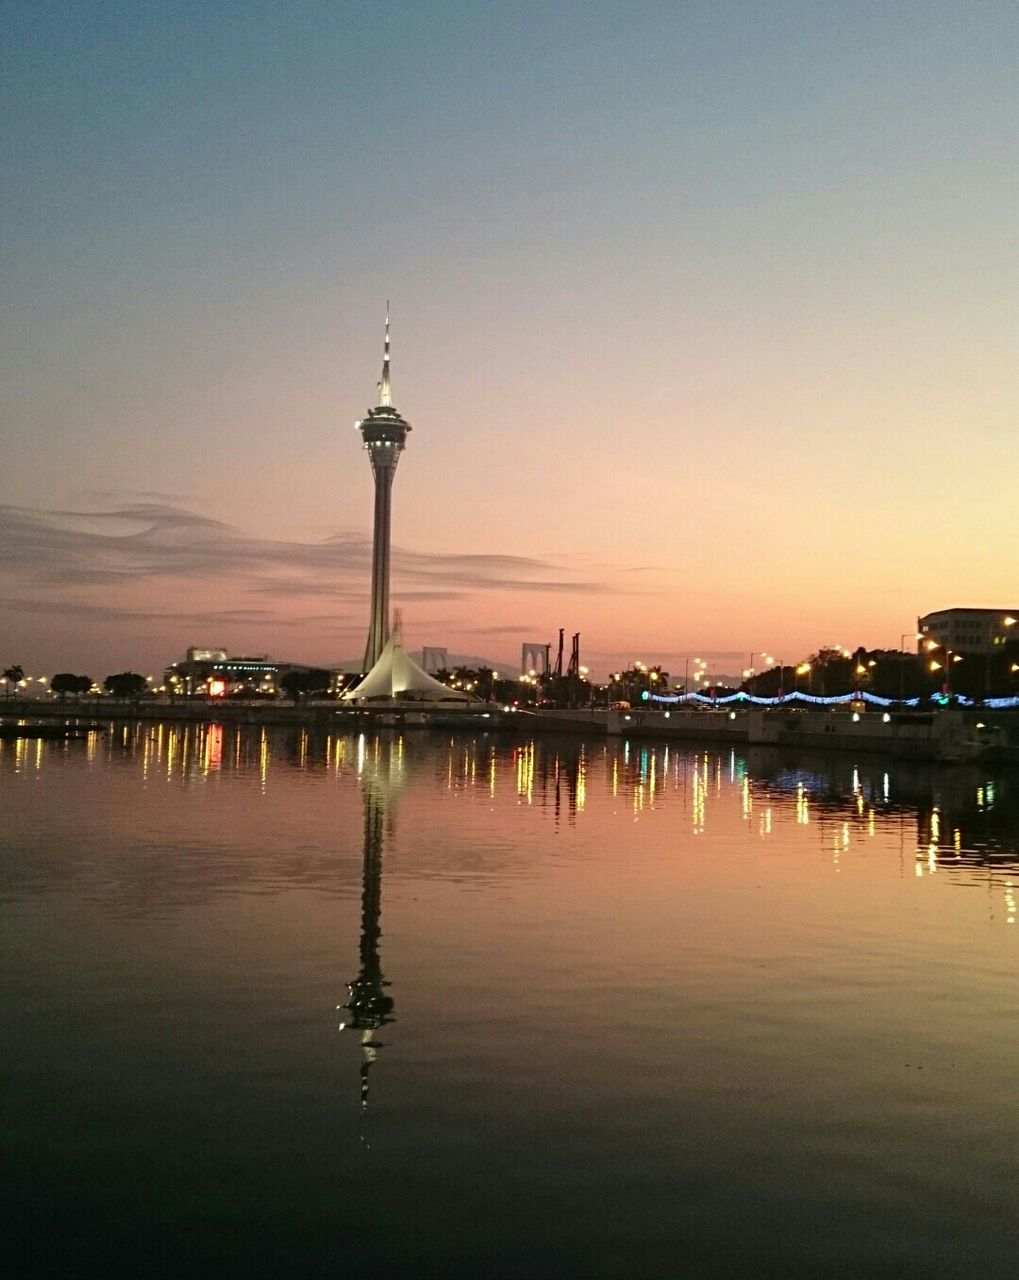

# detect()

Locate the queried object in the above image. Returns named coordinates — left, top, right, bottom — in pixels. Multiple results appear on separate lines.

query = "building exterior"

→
left=356, top=309, right=411, bottom=671
left=164, top=650, right=280, bottom=696
left=163, top=650, right=338, bottom=697
left=917, top=608, right=1018, bottom=654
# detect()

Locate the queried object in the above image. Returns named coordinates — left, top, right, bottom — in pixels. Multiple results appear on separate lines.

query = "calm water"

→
left=2, top=723, right=1018, bottom=1278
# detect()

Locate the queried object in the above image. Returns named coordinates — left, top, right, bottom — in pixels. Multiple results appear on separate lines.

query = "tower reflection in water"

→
left=338, top=735, right=404, bottom=1111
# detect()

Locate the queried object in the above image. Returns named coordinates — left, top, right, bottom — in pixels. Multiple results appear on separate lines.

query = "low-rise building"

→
left=917, top=608, right=1018, bottom=654
left=163, top=648, right=344, bottom=697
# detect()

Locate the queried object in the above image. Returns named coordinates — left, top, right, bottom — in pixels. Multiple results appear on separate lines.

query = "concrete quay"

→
left=521, top=706, right=1015, bottom=763
left=2, top=698, right=1017, bottom=764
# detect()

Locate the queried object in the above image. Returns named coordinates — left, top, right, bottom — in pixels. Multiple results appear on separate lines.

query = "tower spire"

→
left=378, top=302, right=392, bottom=407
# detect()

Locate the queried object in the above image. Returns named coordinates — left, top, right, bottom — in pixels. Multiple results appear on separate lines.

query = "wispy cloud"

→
left=71, top=488, right=202, bottom=507
left=0, top=503, right=619, bottom=622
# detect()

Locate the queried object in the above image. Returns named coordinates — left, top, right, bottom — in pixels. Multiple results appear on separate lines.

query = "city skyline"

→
left=3, top=2, right=1017, bottom=678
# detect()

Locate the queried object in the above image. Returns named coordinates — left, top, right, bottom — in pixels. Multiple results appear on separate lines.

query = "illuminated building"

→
left=917, top=608, right=1018, bottom=654
left=355, top=308, right=412, bottom=671
left=163, top=649, right=335, bottom=697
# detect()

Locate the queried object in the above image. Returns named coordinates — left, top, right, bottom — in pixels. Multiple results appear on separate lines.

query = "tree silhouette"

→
left=104, top=672, right=148, bottom=698
left=3, top=665, right=24, bottom=699
left=50, top=673, right=92, bottom=701
left=280, top=669, right=331, bottom=702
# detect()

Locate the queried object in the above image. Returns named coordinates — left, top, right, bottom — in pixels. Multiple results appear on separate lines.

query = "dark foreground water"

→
left=2, top=723, right=1018, bottom=1279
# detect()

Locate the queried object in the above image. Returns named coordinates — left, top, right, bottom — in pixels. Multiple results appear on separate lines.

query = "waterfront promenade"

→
left=3, top=697, right=1018, bottom=763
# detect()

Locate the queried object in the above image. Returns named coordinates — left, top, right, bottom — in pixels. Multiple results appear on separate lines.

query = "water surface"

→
left=2, top=724, right=1017, bottom=1278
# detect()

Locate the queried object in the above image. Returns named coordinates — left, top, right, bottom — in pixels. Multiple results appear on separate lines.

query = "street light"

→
left=679, top=655, right=706, bottom=695
left=746, top=652, right=772, bottom=697
left=900, top=632, right=923, bottom=699
left=928, top=643, right=963, bottom=697
left=948, top=651, right=963, bottom=696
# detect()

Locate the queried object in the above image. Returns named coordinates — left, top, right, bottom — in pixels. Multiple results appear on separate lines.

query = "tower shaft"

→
left=364, top=455, right=398, bottom=670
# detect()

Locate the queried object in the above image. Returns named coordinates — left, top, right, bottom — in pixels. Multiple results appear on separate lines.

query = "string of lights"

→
left=647, top=690, right=1019, bottom=710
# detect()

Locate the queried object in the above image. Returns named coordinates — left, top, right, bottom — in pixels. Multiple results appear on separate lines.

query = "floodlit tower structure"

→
left=356, top=307, right=412, bottom=671
left=338, top=736, right=403, bottom=1111
left=340, top=784, right=394, bottom=1111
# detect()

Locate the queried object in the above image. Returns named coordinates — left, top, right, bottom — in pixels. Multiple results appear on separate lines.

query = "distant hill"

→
left=331, top=651, right=516, bottom=677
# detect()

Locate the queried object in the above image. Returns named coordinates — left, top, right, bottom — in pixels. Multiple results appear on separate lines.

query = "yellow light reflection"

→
left=515, top=743, right=535, bottom=804
left=202, top=724, right=223, bottom=777
left=796, top=781, right=809, bottom=826
left=691, top=764, right=705, bottom=834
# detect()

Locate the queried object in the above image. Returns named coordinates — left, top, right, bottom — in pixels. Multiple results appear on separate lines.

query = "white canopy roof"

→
left=342, top=634, right=464, bottom=703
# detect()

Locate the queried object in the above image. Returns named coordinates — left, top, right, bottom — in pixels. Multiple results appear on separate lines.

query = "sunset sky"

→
left=3, top=1, right=1016, bottom=679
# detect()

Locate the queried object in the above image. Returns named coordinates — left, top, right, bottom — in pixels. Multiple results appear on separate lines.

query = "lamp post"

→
left=924, top=638, right=940, bottom=699
left=900, top=632, right=922, bottom=700
left=693, top=657, right=707, bottom=696
left=947, top=650, right=962, bottom=697
left=927, top=640, right=962, bottom=698
left=679, top=656, right=706, bottom=696
left=994, top=616, right=1018, bottom=697
left=756, top=653, right=775, bottom=698
left=745, top=652, right=772, bottom=698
